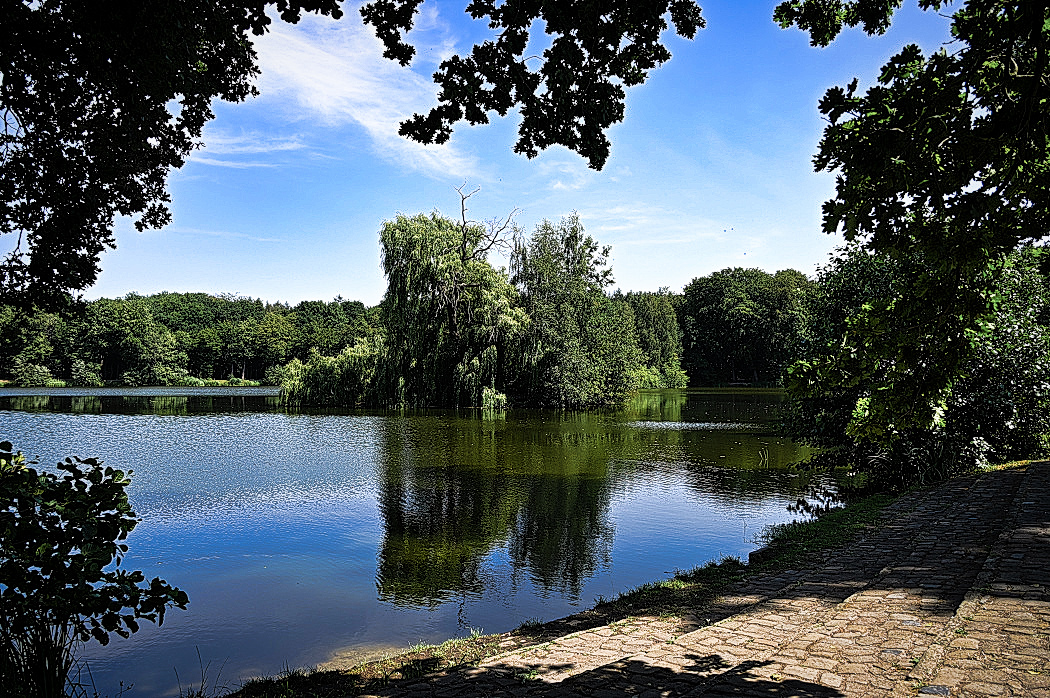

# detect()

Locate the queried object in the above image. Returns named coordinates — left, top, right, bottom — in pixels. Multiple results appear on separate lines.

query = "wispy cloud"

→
left=184, top=129, right=309, bottom=169
left=168, top=227, right=285, bottom=244
left=201, top=132, right=306, bottom=155
left=536, top=159, right=593, bottom=192
left=251, top=13, right=477, bottom=178
left=190, top=157, right=278, bottom=169
left=576, top=203, right=725, bottom=246
left=406, top=3, right=460, bottom=67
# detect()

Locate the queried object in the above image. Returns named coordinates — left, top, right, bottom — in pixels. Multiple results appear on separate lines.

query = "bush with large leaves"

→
left=0, top=441, right=187, bottom=697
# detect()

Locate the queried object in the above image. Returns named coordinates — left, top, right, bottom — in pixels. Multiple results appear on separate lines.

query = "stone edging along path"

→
left=357, top=462, right=1050, bottom=697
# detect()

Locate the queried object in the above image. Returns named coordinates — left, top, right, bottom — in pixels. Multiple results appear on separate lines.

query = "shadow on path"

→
left=362, top=463, right=1050, bottom=697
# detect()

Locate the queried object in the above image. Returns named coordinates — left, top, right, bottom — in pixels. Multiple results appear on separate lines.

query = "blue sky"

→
left=89, top=1, right=953, bottom=307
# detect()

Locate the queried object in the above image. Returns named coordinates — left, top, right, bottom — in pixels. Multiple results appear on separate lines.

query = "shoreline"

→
left=225, top=460, right=1050, bottom=697
left=225, top=481, right=907, bottom=696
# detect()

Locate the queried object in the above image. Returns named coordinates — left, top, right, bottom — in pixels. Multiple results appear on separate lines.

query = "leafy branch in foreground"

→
left=779, top=1, right=1050, bottom=438
left=0, top=441, right=188, bottom=698
left=361, top=0, right=705, bottom=170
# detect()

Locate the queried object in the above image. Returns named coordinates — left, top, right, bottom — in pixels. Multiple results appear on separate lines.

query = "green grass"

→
left=593, top=491, right=896, bottom=619
left=751, top=492, right=896, bottom=564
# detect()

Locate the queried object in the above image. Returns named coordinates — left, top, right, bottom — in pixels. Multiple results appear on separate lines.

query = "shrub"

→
left=660, top=355, right=689, bottom=389
left=12, top=356, right=55, bottom=388
left=118, top=370, right=142, bottom=387
left=630, top=356, right=689, bottom=390
left=263, top=364, right=290, bottom=386
left=0, top=442, right=188, bottom=698
left=169, top=375, right=206, bottom=387
left=481, top=386, right=508, bottom=412
left=631, top=364, right=664, bottom=390
left=67, top=359, right=103, bottom=388
left=281, top=337, right=383, bottom=407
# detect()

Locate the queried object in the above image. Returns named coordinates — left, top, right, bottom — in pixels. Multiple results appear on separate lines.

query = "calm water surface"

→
left=0, top=389, right=829, bottom=697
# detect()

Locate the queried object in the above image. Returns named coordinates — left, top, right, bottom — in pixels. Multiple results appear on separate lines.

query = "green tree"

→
left=254, top=311, right=296, bottom=374
left=0, top=307, right=71, bottom=384
left=777, top=0, right=1050, bottom=437
left=785, top=246, right=1050, bottom=485
left=378, top=204, right=525, bottom=407
left=622, top=289, right=688, bottom=388
left=0, top=441, right=187, bottom=698
left=509, top=214, right=642, bottom=407
left=0, top=1, right=345, bottom=305
left=217, top=319, right=258, bottom=380
left=679, top=268, right=812, bottom=386
left=186, top=326, right=223, bottom=380
left=81, top=296, right=187, bottom=385
left=145, top=292, right=264, bottom=336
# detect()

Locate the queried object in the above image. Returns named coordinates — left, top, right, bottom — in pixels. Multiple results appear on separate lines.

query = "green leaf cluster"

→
left=779, top=0, right=1050, bottom=437
left=0, top=441, right=187, bottom=697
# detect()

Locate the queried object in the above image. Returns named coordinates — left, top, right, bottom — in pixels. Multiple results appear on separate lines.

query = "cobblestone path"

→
left=360, top=463, right=1050, bottom=697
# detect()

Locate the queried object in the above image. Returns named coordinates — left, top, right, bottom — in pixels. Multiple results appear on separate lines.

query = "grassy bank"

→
left=217, top=489, right=902, bottom=698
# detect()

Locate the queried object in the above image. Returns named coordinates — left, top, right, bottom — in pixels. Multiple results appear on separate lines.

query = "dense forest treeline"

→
left=5, top=211, right=1050, bottom=486
left=0, top=211, right=822, bottom=403
left=0, top=292, right=379, bottom=387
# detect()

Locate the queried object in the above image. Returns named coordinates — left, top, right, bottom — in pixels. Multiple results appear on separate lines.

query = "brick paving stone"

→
left=357, top=463, right=1050, bottom=697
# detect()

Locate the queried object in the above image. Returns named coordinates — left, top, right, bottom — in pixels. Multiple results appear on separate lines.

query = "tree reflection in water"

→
left=375, top=413, right=624, bottom=605
left=374, top=390, right=837, bottom=607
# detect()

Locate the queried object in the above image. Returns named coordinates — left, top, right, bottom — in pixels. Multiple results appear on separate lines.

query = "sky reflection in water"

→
left=0, top=389, right=826, bottom=697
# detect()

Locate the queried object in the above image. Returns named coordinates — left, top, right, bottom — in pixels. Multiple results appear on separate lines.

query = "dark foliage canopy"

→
left=361, top=0, right=705, bottom=171
left=778, top=0, right=1050, bottom=438
left=0, top=0, right=343, bottom=306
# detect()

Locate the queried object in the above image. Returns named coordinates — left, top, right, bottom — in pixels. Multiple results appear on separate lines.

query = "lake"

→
left=0, top=388, right=830, bottom=697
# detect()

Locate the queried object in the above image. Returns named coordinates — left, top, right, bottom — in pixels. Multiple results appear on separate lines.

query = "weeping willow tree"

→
left=377, top=197, right=526, bottom=408
left=281, top=202, right=649, bottom=409
left=280, top=338, right=383, bottom=407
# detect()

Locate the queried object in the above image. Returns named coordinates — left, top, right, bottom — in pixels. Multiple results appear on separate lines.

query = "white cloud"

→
left=190, top=157, right=278, bottom=169
left=201, top=132, right=306, bottom=155
left=168, top=227, right=285, bottom=244
left=251, top=13, right=477, bottom=178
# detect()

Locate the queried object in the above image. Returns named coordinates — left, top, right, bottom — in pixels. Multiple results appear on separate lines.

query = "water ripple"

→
left=626, top=420, right=761, bottom=430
